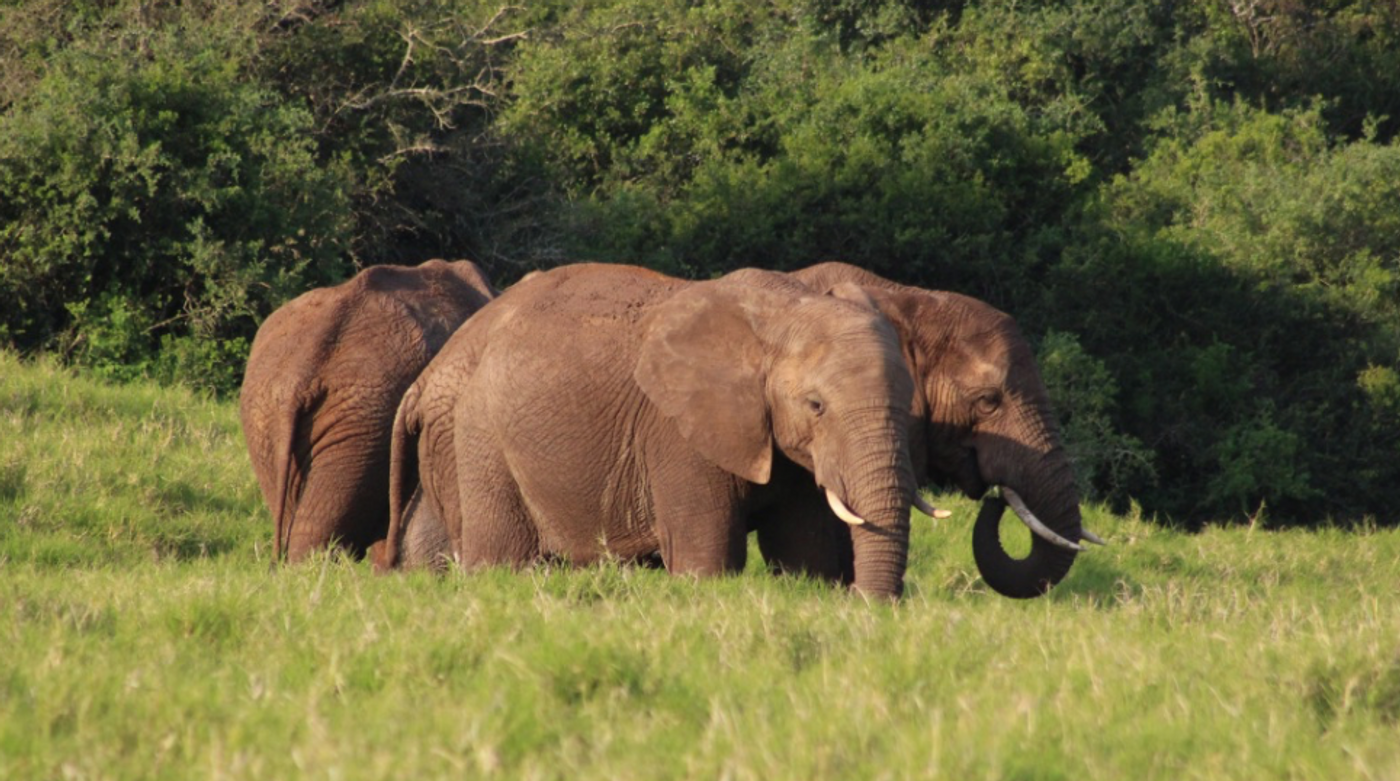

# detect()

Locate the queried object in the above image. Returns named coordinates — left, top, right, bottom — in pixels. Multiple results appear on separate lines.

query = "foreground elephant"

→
left=239, top=260, right=496, bottom=561
left=763, top=262, right=1103, bottom=598
left=379, top=263, right=920, bottom=597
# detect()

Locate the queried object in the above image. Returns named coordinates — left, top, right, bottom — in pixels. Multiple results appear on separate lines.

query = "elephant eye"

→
left=806, top=395, right=825, bottom=417
left=975, top=391, right=1002, bottom=415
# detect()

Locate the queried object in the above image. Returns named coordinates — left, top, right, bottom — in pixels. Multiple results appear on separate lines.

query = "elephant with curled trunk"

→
left=758, top=261, right=1103, bottom=598
left=239, top=259, right=496, bottom=562
left=378, top=262, right=920, bottom=598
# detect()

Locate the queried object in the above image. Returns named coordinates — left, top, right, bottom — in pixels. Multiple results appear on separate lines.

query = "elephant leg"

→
left=397, top=485, right=454, bottom=572
left=755, top=483, right=854, bottom=585
left=452, top=427, right=539, bottom=568
left=650, top=465, right=749, bottom=576
left=284, top=461, right=386, bottom=562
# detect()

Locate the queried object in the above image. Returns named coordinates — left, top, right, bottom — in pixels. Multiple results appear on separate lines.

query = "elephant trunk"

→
left=835, top=410, right=917, bottom=598
left=972, top=446, right=1081, bottom=599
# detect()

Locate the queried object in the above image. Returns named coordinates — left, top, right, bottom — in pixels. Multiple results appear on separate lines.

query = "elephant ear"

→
left=635, top=284, right=774, bottom=485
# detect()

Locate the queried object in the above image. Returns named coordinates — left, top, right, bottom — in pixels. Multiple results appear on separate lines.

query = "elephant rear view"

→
left=383, top=262, right=921, bottom=597
left=239, top=259, right=496, bottom=562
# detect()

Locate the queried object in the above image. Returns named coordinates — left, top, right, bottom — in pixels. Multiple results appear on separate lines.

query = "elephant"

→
left=239, top=259, right=496, bottom=562
left=377, top=262, right=921, bottom=597
left=752, top=261, right=1104, bottom=598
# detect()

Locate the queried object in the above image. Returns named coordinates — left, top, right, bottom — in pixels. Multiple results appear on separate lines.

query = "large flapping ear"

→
left=634, top=283, right=774, bottom=485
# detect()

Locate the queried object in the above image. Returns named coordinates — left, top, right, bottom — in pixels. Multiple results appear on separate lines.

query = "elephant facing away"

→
left=239, top=260, right=496, bottom=562
left=379, top=263, right=921, bottom=598
left=756, top=262, right=1104, bottom=598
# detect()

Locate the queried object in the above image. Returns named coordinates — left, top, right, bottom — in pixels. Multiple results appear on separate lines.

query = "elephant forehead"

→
left=774, top=332, right=913, bottom=400
left=785, top=298, right=895, bottom=342
left=953, top=327, right=1015, bottom=382
left=965, top=355, right=1009, bottom=387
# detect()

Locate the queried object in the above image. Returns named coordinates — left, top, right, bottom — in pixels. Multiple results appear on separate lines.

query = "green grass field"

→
left=3, top=350, right=1398, bottom=780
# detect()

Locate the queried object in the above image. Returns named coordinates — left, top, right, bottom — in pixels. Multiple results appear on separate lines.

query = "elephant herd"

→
left=239, top=259, right=1104, bottom=600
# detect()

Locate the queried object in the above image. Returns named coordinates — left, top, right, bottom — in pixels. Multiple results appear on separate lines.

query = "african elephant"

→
left=756, top=262, right=1104, bottom=598
left=239, top=259, right=496, bottom=562
left=378, top=262, right=920, bottom=597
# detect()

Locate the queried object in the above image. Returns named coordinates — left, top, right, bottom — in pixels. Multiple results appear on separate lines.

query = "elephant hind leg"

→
left=284, top=467, right=387, bottom=562
left=395, top=486, right=454, bottom=572
left=453, top=430, right=540, bottom=569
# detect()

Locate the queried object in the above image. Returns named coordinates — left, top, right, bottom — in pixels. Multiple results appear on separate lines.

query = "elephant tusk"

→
left=825, top=488, right=867, bottom=526
left=1001, top=487, right=1086, bottom=552
left=912, top=494, right=952, bottom=520
left=1080, top=529, right=1108, bottom=546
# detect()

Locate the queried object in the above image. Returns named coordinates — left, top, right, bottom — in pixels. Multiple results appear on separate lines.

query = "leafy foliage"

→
left=1, top=0, right=1398, bottom=525
left=0, top=1, right=355, bottom=391
left=1051, top=98, right=1400, bottom=524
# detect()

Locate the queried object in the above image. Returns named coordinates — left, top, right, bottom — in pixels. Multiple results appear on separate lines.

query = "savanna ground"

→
left=2, top=350, right=1398, bottom=780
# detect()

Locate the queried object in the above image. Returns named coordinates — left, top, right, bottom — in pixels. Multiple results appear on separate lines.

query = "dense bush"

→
left=0, top=5, right=356, bottom=391
left=1051, top=98, right=1400, bottom=525
left=1, top=0, right=1397, bottom=526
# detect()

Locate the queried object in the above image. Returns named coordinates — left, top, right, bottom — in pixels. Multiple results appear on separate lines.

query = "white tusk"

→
left=1081, top=529, right=1108, bottom=546
left=825, top=488, right=867, bottom=526
left=1001, top=487, right=1085, bottom=552
left=912, top=494, right=952, bottom=520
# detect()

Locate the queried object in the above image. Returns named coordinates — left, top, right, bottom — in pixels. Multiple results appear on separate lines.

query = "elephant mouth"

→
left=952, top=448, right=988, bottom=499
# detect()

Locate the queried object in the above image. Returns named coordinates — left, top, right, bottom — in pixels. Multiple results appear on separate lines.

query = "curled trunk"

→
left=971, top=454, right=1082, bottom=599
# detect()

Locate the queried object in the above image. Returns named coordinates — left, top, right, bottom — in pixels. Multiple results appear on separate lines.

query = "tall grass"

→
left=0, top=351, right=264, bottom=567
left=2, top=351, right=1398, bottom=780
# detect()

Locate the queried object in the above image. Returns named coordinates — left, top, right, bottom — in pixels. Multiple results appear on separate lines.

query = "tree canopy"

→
left=2, top=0, right=1397, bottom=527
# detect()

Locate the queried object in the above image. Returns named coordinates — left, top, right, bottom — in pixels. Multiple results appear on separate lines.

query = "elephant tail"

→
left=380, top=384, right=422, bottom=572
left=270, top=388, right=324, bottom=567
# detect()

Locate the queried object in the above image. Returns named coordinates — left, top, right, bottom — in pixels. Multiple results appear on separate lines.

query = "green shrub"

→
left=0, top=6, right=355, bottom=392
left=1036, top=330, right=1155, bottom=507
left=503, top=4, right=1096, bottom=298
left=1049, top=98, right=1400, bottom=525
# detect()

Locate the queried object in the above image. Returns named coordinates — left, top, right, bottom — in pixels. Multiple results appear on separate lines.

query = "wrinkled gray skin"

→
left=762, top=262, right=1085, bottom=599
left=378, top=263, right=919, bottom=598
left=239, top=260, right=495, bottom=562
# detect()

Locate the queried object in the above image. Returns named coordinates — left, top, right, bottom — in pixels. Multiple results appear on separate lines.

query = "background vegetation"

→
left=4, top=352, right=1400, bottom=780
left=2, top=0, right=1398, bottom=526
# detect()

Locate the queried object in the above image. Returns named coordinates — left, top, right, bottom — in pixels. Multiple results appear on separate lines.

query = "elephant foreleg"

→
left=649, top=463, right=751, bottom=577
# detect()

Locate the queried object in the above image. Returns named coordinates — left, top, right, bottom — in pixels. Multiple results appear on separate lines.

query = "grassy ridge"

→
left=2, top=352, right=1399, bottom=780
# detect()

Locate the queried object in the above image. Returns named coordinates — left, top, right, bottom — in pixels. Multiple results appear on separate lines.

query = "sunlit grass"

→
left=2, top=351, right=1398, bottom=780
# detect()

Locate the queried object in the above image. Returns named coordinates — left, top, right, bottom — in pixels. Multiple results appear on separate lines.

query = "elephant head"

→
left=635, top=273, right=919, bottom=597
left=792, top=262, right=1103, bottom=598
